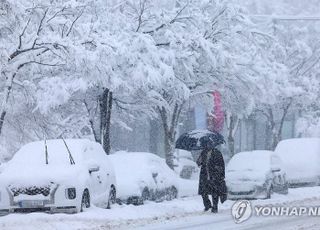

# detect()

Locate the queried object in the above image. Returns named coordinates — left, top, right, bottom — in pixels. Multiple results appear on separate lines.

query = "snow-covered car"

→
left=226, top=150, right=288, bottom=200
left=109, top=151, right=179, bottom=205
left=0, top=139, right=116, bottom=214
left=174, top=150, right=199, bottom=180
left=275, top=138, right=320, bottom=187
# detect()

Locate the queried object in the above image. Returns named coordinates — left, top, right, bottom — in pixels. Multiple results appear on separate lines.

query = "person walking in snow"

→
left=197, top=139, right=227, bottom=213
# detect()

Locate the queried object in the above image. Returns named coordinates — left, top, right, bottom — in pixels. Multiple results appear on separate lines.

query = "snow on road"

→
left=1, top=187, right=320, bottom=230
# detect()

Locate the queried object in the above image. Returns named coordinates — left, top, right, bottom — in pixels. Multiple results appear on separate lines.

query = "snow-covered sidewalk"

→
left=1, top=187, right=320, bottom=230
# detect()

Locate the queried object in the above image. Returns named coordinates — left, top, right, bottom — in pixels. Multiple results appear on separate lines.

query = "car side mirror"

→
left=271, top=167, right=281, bottom=173
left=88, top=165, right=100, bottom=174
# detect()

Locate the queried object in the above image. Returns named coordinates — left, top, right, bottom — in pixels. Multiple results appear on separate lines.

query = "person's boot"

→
left=211, top=206, right=218, bottom=213
left=204, top=206, right=211, bottom=212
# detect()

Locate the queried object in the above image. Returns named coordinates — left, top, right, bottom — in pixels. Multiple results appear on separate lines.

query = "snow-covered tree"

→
left=0, top=0, right=84, bottom=136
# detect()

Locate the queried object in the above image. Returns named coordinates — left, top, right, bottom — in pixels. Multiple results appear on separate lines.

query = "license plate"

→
left=18, top=200, right=44, bottom=208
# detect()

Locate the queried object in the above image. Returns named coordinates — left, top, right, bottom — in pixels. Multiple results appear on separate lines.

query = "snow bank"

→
left=177, top=179, right=198, bottom=197
left=275, top=138, right=320, bottom=185
left=2, top=187, right=320, bottom=230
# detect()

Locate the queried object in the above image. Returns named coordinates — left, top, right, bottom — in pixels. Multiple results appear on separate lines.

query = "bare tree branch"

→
left=18, top=18, right=31, bottom=50
left=66, top=7, right=85, bottom=37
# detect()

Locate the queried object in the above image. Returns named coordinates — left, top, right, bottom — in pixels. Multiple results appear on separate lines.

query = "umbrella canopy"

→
left=175, top=129, right=225, bottom=151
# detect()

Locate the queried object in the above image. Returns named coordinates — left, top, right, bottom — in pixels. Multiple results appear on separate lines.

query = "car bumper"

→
left=0, top=205, right=77, bottom=215
left=0, top=184, right=79, bottom=215
left=228, top=186, right=267, bottom=200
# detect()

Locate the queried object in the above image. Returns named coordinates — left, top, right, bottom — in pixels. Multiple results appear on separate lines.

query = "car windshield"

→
left=7, top=140, right=84, bottom=169
left=227, top=151, right=272, bottom=173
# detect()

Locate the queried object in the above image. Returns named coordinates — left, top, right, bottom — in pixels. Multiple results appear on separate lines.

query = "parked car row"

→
left=226, top=138, right=320, bottom=200
left=0, top=137, right=318, bottom=214
left=0, top=139, right=197, bottom=215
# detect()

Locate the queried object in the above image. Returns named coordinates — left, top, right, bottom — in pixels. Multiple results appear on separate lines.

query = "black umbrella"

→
left=175, top=129, right=225, bottom=151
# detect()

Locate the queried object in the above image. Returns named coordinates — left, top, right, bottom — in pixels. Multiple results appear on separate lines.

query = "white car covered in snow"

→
left=226, top=150, right=288, bottom=200
left=174, top=150, right=199, bottom=180
left=0, top=139, right=116, bottom=214
left=275, top=138, right=320, bottom=187
left=109, top=151, right=179, bottom=205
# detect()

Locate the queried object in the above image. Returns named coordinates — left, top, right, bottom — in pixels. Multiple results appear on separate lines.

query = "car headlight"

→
left=65, top=188, right=76, bottom=200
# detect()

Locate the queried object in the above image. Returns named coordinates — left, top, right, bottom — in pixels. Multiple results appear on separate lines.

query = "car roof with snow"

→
left=275, top=138, right=320, bottom=169
left=275, top=138, right=320, bottom=159
left=0, top=139, right=107, bottom=187
left=109, top=151, right=174, bottom=175
left=7, top=139, right=104, bottom=167
left=227, top=150, right=275, bottom=172
left=275, top=138, right=320, bottom=180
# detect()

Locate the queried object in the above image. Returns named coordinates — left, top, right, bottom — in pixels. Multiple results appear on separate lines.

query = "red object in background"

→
left=208, top=91, right=224, bottom=133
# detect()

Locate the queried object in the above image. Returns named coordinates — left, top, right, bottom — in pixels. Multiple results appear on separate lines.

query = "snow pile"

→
left=275, top=138, right=320, bottom=185
left=2, top=187, right=320, bottom=230
left=177, top=178, right=198, bottom=197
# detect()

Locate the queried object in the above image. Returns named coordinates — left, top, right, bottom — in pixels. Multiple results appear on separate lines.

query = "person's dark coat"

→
left=197, top=148, right=227, bottom=203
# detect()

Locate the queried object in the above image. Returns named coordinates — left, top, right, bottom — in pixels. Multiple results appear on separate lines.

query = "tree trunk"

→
left=164, top=129, right=175, bottom=169
left=83, top=100, right=100, bottom=143
left=267, top=108, right=278, bottom=150
left=265, top=121, right=272, bottom=150
left=149, top=119, right=160, bottom=154
left=158, top=103, right=183, bottom=169
left=291, top=112, right=296, bottom=138
left=252, top=116, right=257, bottom=150
left=226, top=113, right=239, bottom=157
left=99, top=88, right=113, bottom=155
left=268, top=100, right=293, bottom=150
left=0, top=73, right=15, bottom=136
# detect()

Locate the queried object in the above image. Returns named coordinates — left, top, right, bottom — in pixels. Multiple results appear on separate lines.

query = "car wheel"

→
left=107, top=186, right=116, bottom=209
left=141, top=187, right=150, bottom=201
left=283, top=183, right=289, bottom=195
left=166, top=186, right=178, bottom=201
left=81, top=189, right=90, bottom=212
left=266, top=185, right=273, bottom=199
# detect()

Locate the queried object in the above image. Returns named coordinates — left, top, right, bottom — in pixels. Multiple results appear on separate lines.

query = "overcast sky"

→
left=235, top=0, right=320, bottom=15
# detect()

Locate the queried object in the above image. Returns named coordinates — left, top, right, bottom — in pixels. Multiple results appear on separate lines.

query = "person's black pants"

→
left=201, top=193, right=219, bottom=212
